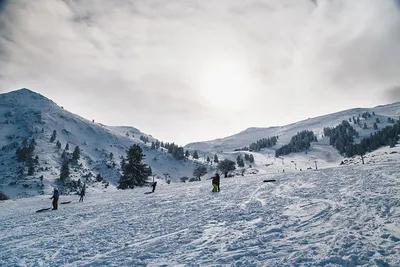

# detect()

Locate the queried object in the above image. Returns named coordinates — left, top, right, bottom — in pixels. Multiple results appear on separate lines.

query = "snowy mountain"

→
left=0, top=88, right=211, bottom=199
left=1, top=88, right=400, bottom=200
left=185, top=102, right=400, bottom=173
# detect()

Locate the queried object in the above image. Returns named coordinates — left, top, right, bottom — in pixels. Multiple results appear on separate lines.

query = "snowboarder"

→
left=50, top=188, right=60, bottom=210
left=151, top=181, right=157, bottom=193
left=79, top=184, right=86, bottom=202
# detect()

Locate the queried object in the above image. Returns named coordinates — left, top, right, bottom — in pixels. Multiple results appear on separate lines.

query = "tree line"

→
left=234, top=136, right=278, bottom=152
left=323, top=120, right=359, bottom=155
left=275, top=130, right=317, bottom=157
left=344, top=121, right=400, bottom=158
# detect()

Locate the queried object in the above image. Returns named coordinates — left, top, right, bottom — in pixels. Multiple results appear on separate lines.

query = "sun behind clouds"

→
left=197, top=58, right=254, bottom=111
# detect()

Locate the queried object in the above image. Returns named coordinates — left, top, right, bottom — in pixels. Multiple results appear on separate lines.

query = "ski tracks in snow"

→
left=1, top=164, right=400, bottom=266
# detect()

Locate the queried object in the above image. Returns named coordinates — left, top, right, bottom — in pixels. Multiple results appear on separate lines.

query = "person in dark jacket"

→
left=211, top=173, right=220, bottom=192
left=215, top=173, right=220, bottom=192
left=50, top=188, right=60, bottom=210
left=151, top=182, right=157, bottom=193
left=79, top=184, right=86, bottom=202
left=212, top=176, right=218, bottom=192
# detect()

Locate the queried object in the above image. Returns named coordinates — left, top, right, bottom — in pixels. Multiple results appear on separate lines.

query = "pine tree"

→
left=16, top=138, right=36, bottom=162
left=96, top=173, right=103, bottom=182
left=71, top=146, right=80, bottom=164
left=236, top=155, right=244, bottom=167
left=206, top=156, right=210, bottom=163
left=56, top=140, right=62, bottom=149
left=249, top=154, right=255, bottom=163
left=214, top=154, right=219, bottom=163
left=193, top=151, right=199, bottom=159
left=109, top=152, right=114, bottom=160
left=363, top=123, right=368, bottom=129
left=50, top=130, right=57, bottom=143
left=65, top=143, right=69, bottom=151
left=376, top=118, right=380, bottom=123
left=185, top=150, right=190, bottom=158
left=61, top=150, right=68, bottom=160
left=118, top=145, right=152, bottom=189
left=60, top=158, right=70, bottom=182
left=244, top=154, right=250, bottom=161
left=373, top=123, right=378, bottom=130
left=151, top=142, right=156, bottom=150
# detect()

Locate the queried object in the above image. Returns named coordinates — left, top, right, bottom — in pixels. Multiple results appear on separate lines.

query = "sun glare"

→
left=198, top=60, right=251, bottom=111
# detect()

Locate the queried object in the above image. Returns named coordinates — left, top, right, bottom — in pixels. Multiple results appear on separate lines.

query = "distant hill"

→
left=0, top=88, right=211, bottom=199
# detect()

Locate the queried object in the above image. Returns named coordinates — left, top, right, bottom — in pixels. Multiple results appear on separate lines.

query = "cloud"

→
left=384, top=86, right=400, bottom=102
left=1, top=0, right=400, bottom=144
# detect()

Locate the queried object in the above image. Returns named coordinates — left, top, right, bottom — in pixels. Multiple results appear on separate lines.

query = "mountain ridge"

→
left=0, top=88, right=210, bottom=199
left=1, top=87, right=400, bottom=200
left=185, top=101, right=400, bottom=153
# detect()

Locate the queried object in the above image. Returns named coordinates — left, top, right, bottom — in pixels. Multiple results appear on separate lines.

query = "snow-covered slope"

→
left=1, top=151, right=400, bottom=266
left=0, top=89, right=211, bottom=199
left=185, top=103, right=400, bottom=172
left=186, top=104, right=400, bottom=152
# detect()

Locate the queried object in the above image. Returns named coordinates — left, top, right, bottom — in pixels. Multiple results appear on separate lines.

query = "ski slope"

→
left=185, top=103, right=400, bottom=153
left=184, top=102, right=400, bottom=178
left=1, top=160, right=400, bottom=266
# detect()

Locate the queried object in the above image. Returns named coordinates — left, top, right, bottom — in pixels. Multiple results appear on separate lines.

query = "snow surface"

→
left=2, top=89, right=400, bottom=266
left=1, top=159, right=400, bottom=266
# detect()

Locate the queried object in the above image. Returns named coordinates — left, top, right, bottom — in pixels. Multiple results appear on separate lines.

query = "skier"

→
left=151, top=181, right=157, bottom=193
left=50, top=188, right=60, bottom=210
left=79, top=184, right=86, bottom=202
left=212, top=176, right=218, bottom=192
left=211, top=173, right=220, bottom=192
left=215, top=173, right=220, bottom=192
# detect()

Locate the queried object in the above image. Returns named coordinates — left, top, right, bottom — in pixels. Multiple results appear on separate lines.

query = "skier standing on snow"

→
left=211, top=173, right=220, bottom=192
left=79, top=184, right=86, bottom=202
left=151, top=181, right=157, bottom=193
left=215, top=173, right=220, bottom=192
left=212, top=176, right=218, bottom=192
left=50, top=188, right=60, bottom=210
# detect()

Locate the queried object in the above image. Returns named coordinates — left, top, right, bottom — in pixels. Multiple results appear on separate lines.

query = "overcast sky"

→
left=1, top=0, right=400, bottom=145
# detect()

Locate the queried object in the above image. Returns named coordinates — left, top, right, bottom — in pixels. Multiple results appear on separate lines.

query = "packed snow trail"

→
left=1, top=164, right=400, bottom=266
